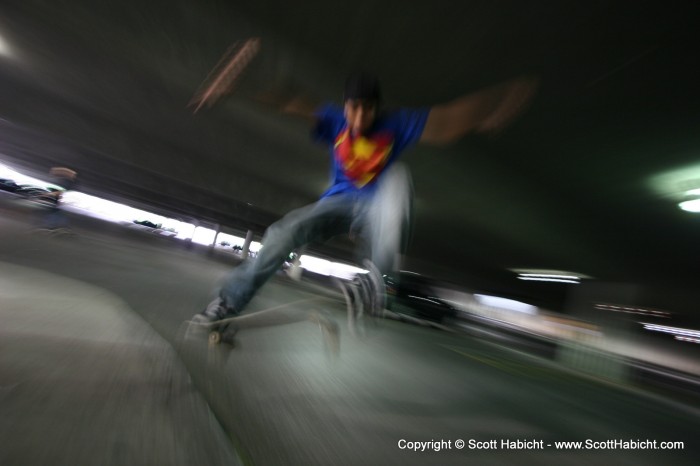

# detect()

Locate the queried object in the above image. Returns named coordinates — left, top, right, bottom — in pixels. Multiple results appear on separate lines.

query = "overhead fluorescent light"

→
left=519, top=273, right=580, bottom=280
left=509, top=268, right=589, bottom=284
left=0, top=34, right=12, bottom=58
left=677, top=188, right=700, bottom=212
left=594, top=303, right=670, bottom=318
left=642, top=323, right=700, bottom=339
left=640, top=322, right=700, bottom=343
left=518, top=276, right=580, bottom=284
left=679, top=198, right=700, bottom=212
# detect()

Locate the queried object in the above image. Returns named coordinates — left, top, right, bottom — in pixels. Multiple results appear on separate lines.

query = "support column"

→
left=212, top=224, right=221, bottom=247
left=241, top=229, right=254, bottom=260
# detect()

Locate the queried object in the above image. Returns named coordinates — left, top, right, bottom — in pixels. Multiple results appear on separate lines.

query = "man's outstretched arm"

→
left=254, top=89, right=319, bottom=123
left=419, top=76, right=539, bottom=146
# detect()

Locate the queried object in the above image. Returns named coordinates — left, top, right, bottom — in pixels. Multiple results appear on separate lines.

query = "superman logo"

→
left=334, top=129, right=394, bottom=187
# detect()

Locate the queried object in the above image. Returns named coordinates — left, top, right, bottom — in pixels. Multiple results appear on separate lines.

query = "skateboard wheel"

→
left=208, top=331, right=222, bottom=345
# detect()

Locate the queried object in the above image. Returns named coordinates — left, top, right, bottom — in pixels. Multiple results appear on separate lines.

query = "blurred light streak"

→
left=0, top=33, right=11, bottom=58
left=474, top=294, right=538, bottom=314
left=675, top=336, right=700, bottom=344
left=642, top=323, right=700, bottom=342
left=519, top=273, right=580, bottom=280
left=0, top=163, right=59, bottom=188
left=594, top=303, right=670, bottom=318
left=678, top=198, right=700, bottom=212
left=510, top=269, right=587, bottom=284
left=2, top=163, right=369, bottom=280
left=518, top=276, right=580, bottom=284
left=650, top=163, right=700, bottom=195
left=189, top=37, right=260, bottom=113
left=298, top=255, right=367, bottom=280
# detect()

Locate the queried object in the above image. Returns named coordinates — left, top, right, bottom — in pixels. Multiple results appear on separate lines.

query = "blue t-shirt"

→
left=312, top=104, right=429, bottom=198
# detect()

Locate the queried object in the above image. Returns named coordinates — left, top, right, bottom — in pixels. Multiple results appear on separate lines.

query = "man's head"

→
left=49, top=167, right=77, bottom=181
left=344, top=72, right=381, bottom=136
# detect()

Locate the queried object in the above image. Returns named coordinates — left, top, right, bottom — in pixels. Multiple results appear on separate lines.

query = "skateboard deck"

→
left=183, top=301, right=340, bottom=356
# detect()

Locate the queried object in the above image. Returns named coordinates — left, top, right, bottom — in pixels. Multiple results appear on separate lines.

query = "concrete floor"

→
left=1, top=198, right=698, bottom=465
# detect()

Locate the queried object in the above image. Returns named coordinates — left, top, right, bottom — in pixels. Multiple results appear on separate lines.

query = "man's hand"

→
left=476, top=76, right=539, bottom=135
left=49, top=167, right=77, bottom=179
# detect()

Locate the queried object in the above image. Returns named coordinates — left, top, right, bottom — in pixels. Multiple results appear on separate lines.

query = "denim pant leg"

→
left=219, top=195, right=356, bottom=313
left=362, top=163, right=414, bottom=275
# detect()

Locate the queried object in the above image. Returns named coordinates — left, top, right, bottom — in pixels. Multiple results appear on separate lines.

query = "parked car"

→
left=133, top=220, right=161, bottom=229
left=384, top=272, right=459, bottom=323
left=15, top=185, right=60, bottom=206
left=16, top=184, right=51, bottom=197
left=0, top=178, right=21, bottom=193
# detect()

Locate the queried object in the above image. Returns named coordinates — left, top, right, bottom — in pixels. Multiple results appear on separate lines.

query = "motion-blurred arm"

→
left=254, top=89, right=319, bottom=123
left=420, top=76, right=538, bottom=145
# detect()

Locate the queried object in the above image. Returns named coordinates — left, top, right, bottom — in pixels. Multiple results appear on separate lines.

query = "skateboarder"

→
left=192, top=72, right=537, bottom=329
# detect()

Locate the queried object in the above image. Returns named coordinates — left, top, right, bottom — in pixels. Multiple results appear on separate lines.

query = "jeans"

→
left=219, top=163, right=413, bottom=315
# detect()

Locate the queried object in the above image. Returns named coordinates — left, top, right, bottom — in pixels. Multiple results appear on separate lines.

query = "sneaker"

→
left=189, top=297, right=237, bottom=342
left=191, top=296, right=235, bottom=325
left=362, top=260, right=386, bottom=316
left=353, top=274, right=373, bottom=316
left=190, top=313, right=216, bottom=325
left=354, top=270, right=385, bottom=317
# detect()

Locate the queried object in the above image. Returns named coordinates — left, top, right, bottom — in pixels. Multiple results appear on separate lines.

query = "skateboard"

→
left=183, top=304, right=340, bottom=356
left=185, top=314, right=240, bottom=347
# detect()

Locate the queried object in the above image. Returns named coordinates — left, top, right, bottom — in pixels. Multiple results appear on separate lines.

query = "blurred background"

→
left=1, top=1, right=699, bottom=465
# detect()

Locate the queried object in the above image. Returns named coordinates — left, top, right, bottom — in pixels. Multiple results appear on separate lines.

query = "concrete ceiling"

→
left=2, top=0, right=700, bottom=312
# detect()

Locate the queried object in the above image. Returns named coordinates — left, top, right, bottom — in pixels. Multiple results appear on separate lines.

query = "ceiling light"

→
left=594, top=303, right=670, bottom=318
left=510, top=269, right=586, bottom=284
left=518, top=276, right=580, bottom=284
left=677, top=187, right=700, bottom=212
left=0, top=34, right=11, bottom=58
left=642, top=323, right=700, bottom=339
left=679, top=198, right=700, bottom=212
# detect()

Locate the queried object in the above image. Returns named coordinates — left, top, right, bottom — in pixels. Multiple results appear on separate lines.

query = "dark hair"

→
left=344, top=72, right=382, bottom=103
